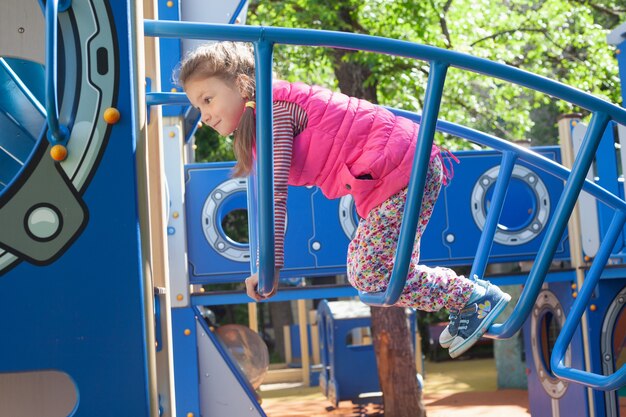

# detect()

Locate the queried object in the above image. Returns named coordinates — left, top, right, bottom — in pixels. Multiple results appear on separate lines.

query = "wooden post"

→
left=415, top=328, right=423, bottom=376
left=283, top=325, right=292, bottom=364
left=558, top=114, right=595, bottom=417
left=248, top=302, right=258, bottom=333
left=136, top=0, right=173, bottom=415
left=297, top=299, right=310, bottom=386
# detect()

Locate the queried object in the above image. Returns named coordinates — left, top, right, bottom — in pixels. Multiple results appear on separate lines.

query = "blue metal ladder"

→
left=143, top=20, right=626, bottom=391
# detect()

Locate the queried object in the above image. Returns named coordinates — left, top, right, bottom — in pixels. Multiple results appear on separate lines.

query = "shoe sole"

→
left=448, top=293, right=511, bottom=359
left=440, top=279, right=491, bottom=349
left=439, top=335, right=454, bottom=349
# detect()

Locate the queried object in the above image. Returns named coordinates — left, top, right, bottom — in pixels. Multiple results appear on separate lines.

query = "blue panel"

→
left=309, top=190, right=354, bottom=271
left=185, top=163, right=249, bottom=282
left=522, top=281, right=589, bottom=417
left=422, top=147, right=569, bottom=266
left=0, top=111, right=38, bottom=162
left=2, top=58, right=46, bottom=105
left=0, top=57, right=46, bottom=197
left=0, top=59, right=45, bottom=137
left=0, top=144, right=24, bottom=185
left=594, top=122, right=625, bottom=254
left=185, top=162, right=321, bottom=284
left=0, top=1, right=152, bottom=416
left=584, top=277, right=626, bottom=416
left=185, top=147, right=569, bottom=284
left=171, top=308, right=201, bottom=417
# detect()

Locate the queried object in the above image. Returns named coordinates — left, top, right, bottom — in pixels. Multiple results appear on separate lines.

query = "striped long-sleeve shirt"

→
left=271, top=101, right=308, bottom=268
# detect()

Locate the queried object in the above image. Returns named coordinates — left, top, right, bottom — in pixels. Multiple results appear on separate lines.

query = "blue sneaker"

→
left=439, top=277, right=490, bottom=348
left=448, top=283, right=511, bottom=358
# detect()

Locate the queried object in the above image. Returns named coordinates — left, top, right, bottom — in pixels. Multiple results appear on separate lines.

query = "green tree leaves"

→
left=245, top=0, right=623, bottom=148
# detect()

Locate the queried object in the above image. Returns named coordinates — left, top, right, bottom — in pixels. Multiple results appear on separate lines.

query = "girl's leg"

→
left=347, top=157, right=474, bottom=312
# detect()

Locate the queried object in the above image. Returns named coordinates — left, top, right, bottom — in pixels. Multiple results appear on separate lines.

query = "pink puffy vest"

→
left=272, top=81, right=441, bottom=218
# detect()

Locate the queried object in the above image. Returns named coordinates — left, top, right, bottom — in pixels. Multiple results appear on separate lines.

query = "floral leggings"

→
left=347, top=156, right=474, bottom=312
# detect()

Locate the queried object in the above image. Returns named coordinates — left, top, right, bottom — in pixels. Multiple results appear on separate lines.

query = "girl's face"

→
left=184, top=76, right=246, bottom=136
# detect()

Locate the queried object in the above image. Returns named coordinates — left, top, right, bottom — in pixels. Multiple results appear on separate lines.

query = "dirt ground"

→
left=260, top=358, right=531, bottom=417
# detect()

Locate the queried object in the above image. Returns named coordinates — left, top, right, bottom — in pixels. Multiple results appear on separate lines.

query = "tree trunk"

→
left=333, top=50, right=426, bottom=417
left=371, top=307, right=426, bottom=417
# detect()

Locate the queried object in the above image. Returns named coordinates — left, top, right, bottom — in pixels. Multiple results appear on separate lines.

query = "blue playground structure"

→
left=2, top=1, right=626, bottom=416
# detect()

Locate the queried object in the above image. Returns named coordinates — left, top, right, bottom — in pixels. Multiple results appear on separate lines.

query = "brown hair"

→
left=178, top=41, right=256, bottom=177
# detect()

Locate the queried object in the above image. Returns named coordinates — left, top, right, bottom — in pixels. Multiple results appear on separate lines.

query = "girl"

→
left=178, top=41, right=510, bottom=358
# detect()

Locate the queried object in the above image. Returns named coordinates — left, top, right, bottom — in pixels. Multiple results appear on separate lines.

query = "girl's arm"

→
left=247, top=101, right=304, bottom=301
left=272, top=101, right=298, bottom=270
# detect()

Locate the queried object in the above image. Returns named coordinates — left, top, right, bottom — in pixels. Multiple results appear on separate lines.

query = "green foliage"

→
left=194, top=125, right=235, bottom=163
left=248, top=0, right=624, bottom=148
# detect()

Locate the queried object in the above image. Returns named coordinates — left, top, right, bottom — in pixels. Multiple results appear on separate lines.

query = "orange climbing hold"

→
left=103, top=107, right=121, bottom=124
left=50, top=144, right=68, bottom=161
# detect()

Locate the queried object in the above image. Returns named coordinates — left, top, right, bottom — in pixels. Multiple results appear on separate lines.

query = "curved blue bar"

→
left=143, top=20, right=626, bottom=126
left=551, top=211, right=626, bottom=390
left=0, top=58, right=46, bottom=116
left=360, top=62, right=448, bottom=306
left=389, top=108, right=626, bottom=213
left=146, top=93, right=623, bottom=214
left=489, top=112, right=611, bottom=339
left=469, top=151, right=517, bottom=280
left=45, top=0, right=70, bottom=144
left=145, top=24, right=626, bottom=376
left=254, top=41, right=277, bottom=297
left=228, top=0, right=248, bottom=25
left=246, top=171, right=259, bottom=278
left=146, top=92, right=191, bottom=106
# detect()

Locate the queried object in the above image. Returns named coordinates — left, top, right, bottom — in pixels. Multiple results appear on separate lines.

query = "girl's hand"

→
left=245, top=273, right=262, bottom=301
left=244, top=269, right=281, bottom=301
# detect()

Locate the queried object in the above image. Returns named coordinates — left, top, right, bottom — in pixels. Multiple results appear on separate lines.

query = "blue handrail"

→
left=469, top=151, right=517, bottom=280
left=489, top=112, right=610, bottom=338
left=360, top=62, right=448, bottom=306
left=389, top=109, right=626, bottom=213
left=45, top=0, right=71, bottom=144
left=146, top=92, right=192, bottom=106
left=144, top=23, right=626, bottom=388
left=551, top=211, right=626, bottom=390
left=151, top=90, right=626, bottom=388
left=228, top=0, right=248, bottom=25
left=254, top=40, right=277, bottom=297
left=149, top=92, right=626, bottom=213
left=143, top=21, right=626, bottom=125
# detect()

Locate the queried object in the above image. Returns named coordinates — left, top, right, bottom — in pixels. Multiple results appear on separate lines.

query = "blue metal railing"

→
left=254, top=40, right=277, bottom=297
left=44, top=0, right=71, bottom=145
left=360, top=62, right=448, bottom=305
left=490, top=112, right=610, bottom=338
left=469, top=151, right=517, bottom=281
left=551, top=211, right=626, bottom=390
left=228, top=0, right=248, bottom=25
left=144, top=21, right=626, bottom=390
